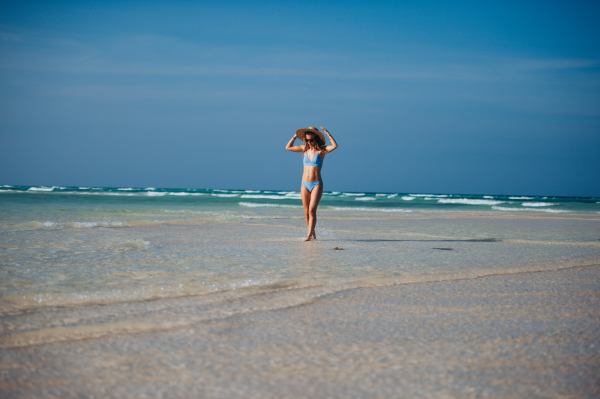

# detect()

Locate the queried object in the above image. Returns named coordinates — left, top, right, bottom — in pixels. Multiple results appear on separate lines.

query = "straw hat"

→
left=296, top=126, right=326, bottom=145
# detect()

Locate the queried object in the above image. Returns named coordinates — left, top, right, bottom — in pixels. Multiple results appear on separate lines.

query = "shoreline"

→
left=2, top=264, right=599, bottom=398
left=2, top=256, right=598, bottom=325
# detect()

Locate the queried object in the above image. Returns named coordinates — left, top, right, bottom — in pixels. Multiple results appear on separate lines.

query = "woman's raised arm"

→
left=321, top=127, right=338, bottom=152
left=285, top=134, right=304, bottom=152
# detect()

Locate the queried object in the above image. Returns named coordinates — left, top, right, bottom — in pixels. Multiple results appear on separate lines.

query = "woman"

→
left=285, top=126, right=338, bottom=241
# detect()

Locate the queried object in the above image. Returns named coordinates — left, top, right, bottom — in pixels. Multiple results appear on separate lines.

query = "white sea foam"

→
left=167, top=192, right=206, bottom=196
left=34, top=221, right=57, bottom=228
left=2, top=185, right=13, bottom=187
left=229, top=278, right=278, bottom=290
left=387, top=194, right=398, bottom=198
left=492, top=206, right=570, bottom=213
left=68, top=220, right=127, bottom=229
left=212, top=193, right=239, bottom=197
left=214, top=189, right=230, bottom=192
left=424, top=198, right=438, bottom=200
left=78, top=187, right=90, bottom=189
left=410, top=194, right=448, bottom=197
left=277, top=191, right=294, bottom=194
left=438, top=198, right=505, bottom=206
left=331, top=207, right=411, bottom=212
left=343, top=193, right=365, bottom=196
left=146, top=192, right=167, bottom=196
left=483, top=196, right=494, bottom=199
left=28, top=186, right=56, bottom=192
left=245, top=190, right=260, bottom=193
left=145, top=187, right=156, bottom=191
left=239, top=202, right=301, bottom=208
left=355, top=197, right=376, bottom=201
left=331, top=192, right=341, bottom=195
left=401, top=196, right=415, bottom=201
left=118, top=188, right=135, bottom=191
left=0, top=189, right=17, bottom=193
left=522, top=202, right=558, bottom=207
left=376, top=194, right=387, bottom=197
left=240, top=195, right=292, bottom=200
left=509, top=196, right=534, bottom=200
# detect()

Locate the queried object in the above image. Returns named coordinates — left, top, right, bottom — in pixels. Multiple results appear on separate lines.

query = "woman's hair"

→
left=303, top=133, right=326, bottom=156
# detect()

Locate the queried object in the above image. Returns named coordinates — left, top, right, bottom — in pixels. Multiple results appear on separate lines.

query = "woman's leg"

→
left=305, top=183, right=323, bottom=241
left=301, top=184, right=311, bottom=231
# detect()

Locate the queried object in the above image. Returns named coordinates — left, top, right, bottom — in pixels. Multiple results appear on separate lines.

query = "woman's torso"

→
left=302, top=149, right=325, bottom=182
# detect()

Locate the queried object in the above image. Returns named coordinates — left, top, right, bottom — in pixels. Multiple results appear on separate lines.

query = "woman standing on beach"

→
left=285, top=126, right=338, bottom=241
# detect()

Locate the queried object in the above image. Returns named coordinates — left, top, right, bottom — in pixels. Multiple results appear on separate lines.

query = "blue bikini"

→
left=302, top=152, right=323, bottom=192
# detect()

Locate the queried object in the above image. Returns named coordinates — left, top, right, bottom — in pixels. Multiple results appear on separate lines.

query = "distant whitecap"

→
left=492, top=206, right=569, bottom=213
left=331, top=207, right=411, bottom=212
left=438, top=198, right=505, bottom=205
left=240, top=195, right=291, bottom=200
left=522, top=202, right=558, bottom=207
left=239, top=202, right=301, bottom=208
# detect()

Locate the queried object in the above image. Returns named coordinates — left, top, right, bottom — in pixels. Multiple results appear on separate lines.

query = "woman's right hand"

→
left=286, top=133, right=304, bottom=152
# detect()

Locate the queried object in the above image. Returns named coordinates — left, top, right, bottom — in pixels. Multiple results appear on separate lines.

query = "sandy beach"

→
left=2, top=264, right=598, bottom=398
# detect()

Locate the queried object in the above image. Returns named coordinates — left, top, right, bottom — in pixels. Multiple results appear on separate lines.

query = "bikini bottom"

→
left=301, top=180, right=323, bottom=192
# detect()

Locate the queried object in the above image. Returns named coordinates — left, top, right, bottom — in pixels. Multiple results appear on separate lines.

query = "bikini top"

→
left=303, top=151, right=323, bottom=167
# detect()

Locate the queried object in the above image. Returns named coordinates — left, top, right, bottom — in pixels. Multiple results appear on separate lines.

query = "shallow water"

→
left=1, top=188, right=599, bottom=325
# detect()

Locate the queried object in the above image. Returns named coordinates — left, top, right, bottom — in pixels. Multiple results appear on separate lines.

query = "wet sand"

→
left=1, top=265, right=599, bottom=398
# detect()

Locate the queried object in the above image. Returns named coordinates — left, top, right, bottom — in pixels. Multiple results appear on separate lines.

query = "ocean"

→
left=1, top=185, right=599, bottom=321
left=1, top=185, right=599, bottom=396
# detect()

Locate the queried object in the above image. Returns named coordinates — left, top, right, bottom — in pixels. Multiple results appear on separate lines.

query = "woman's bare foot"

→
left=304, top=235, right=313, bottom=242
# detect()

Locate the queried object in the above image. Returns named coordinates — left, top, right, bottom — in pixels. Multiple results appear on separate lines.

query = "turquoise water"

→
left=1, top=185, right=599, bottom=329
left=1, top=185, right=599, bottom=217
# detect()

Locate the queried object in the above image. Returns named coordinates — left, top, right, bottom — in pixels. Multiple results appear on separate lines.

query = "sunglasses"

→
left=305, top=138, right=316, bottom=143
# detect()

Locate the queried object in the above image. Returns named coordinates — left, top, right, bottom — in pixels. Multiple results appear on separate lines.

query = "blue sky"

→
left=1, top=1, right=599, bottom=196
